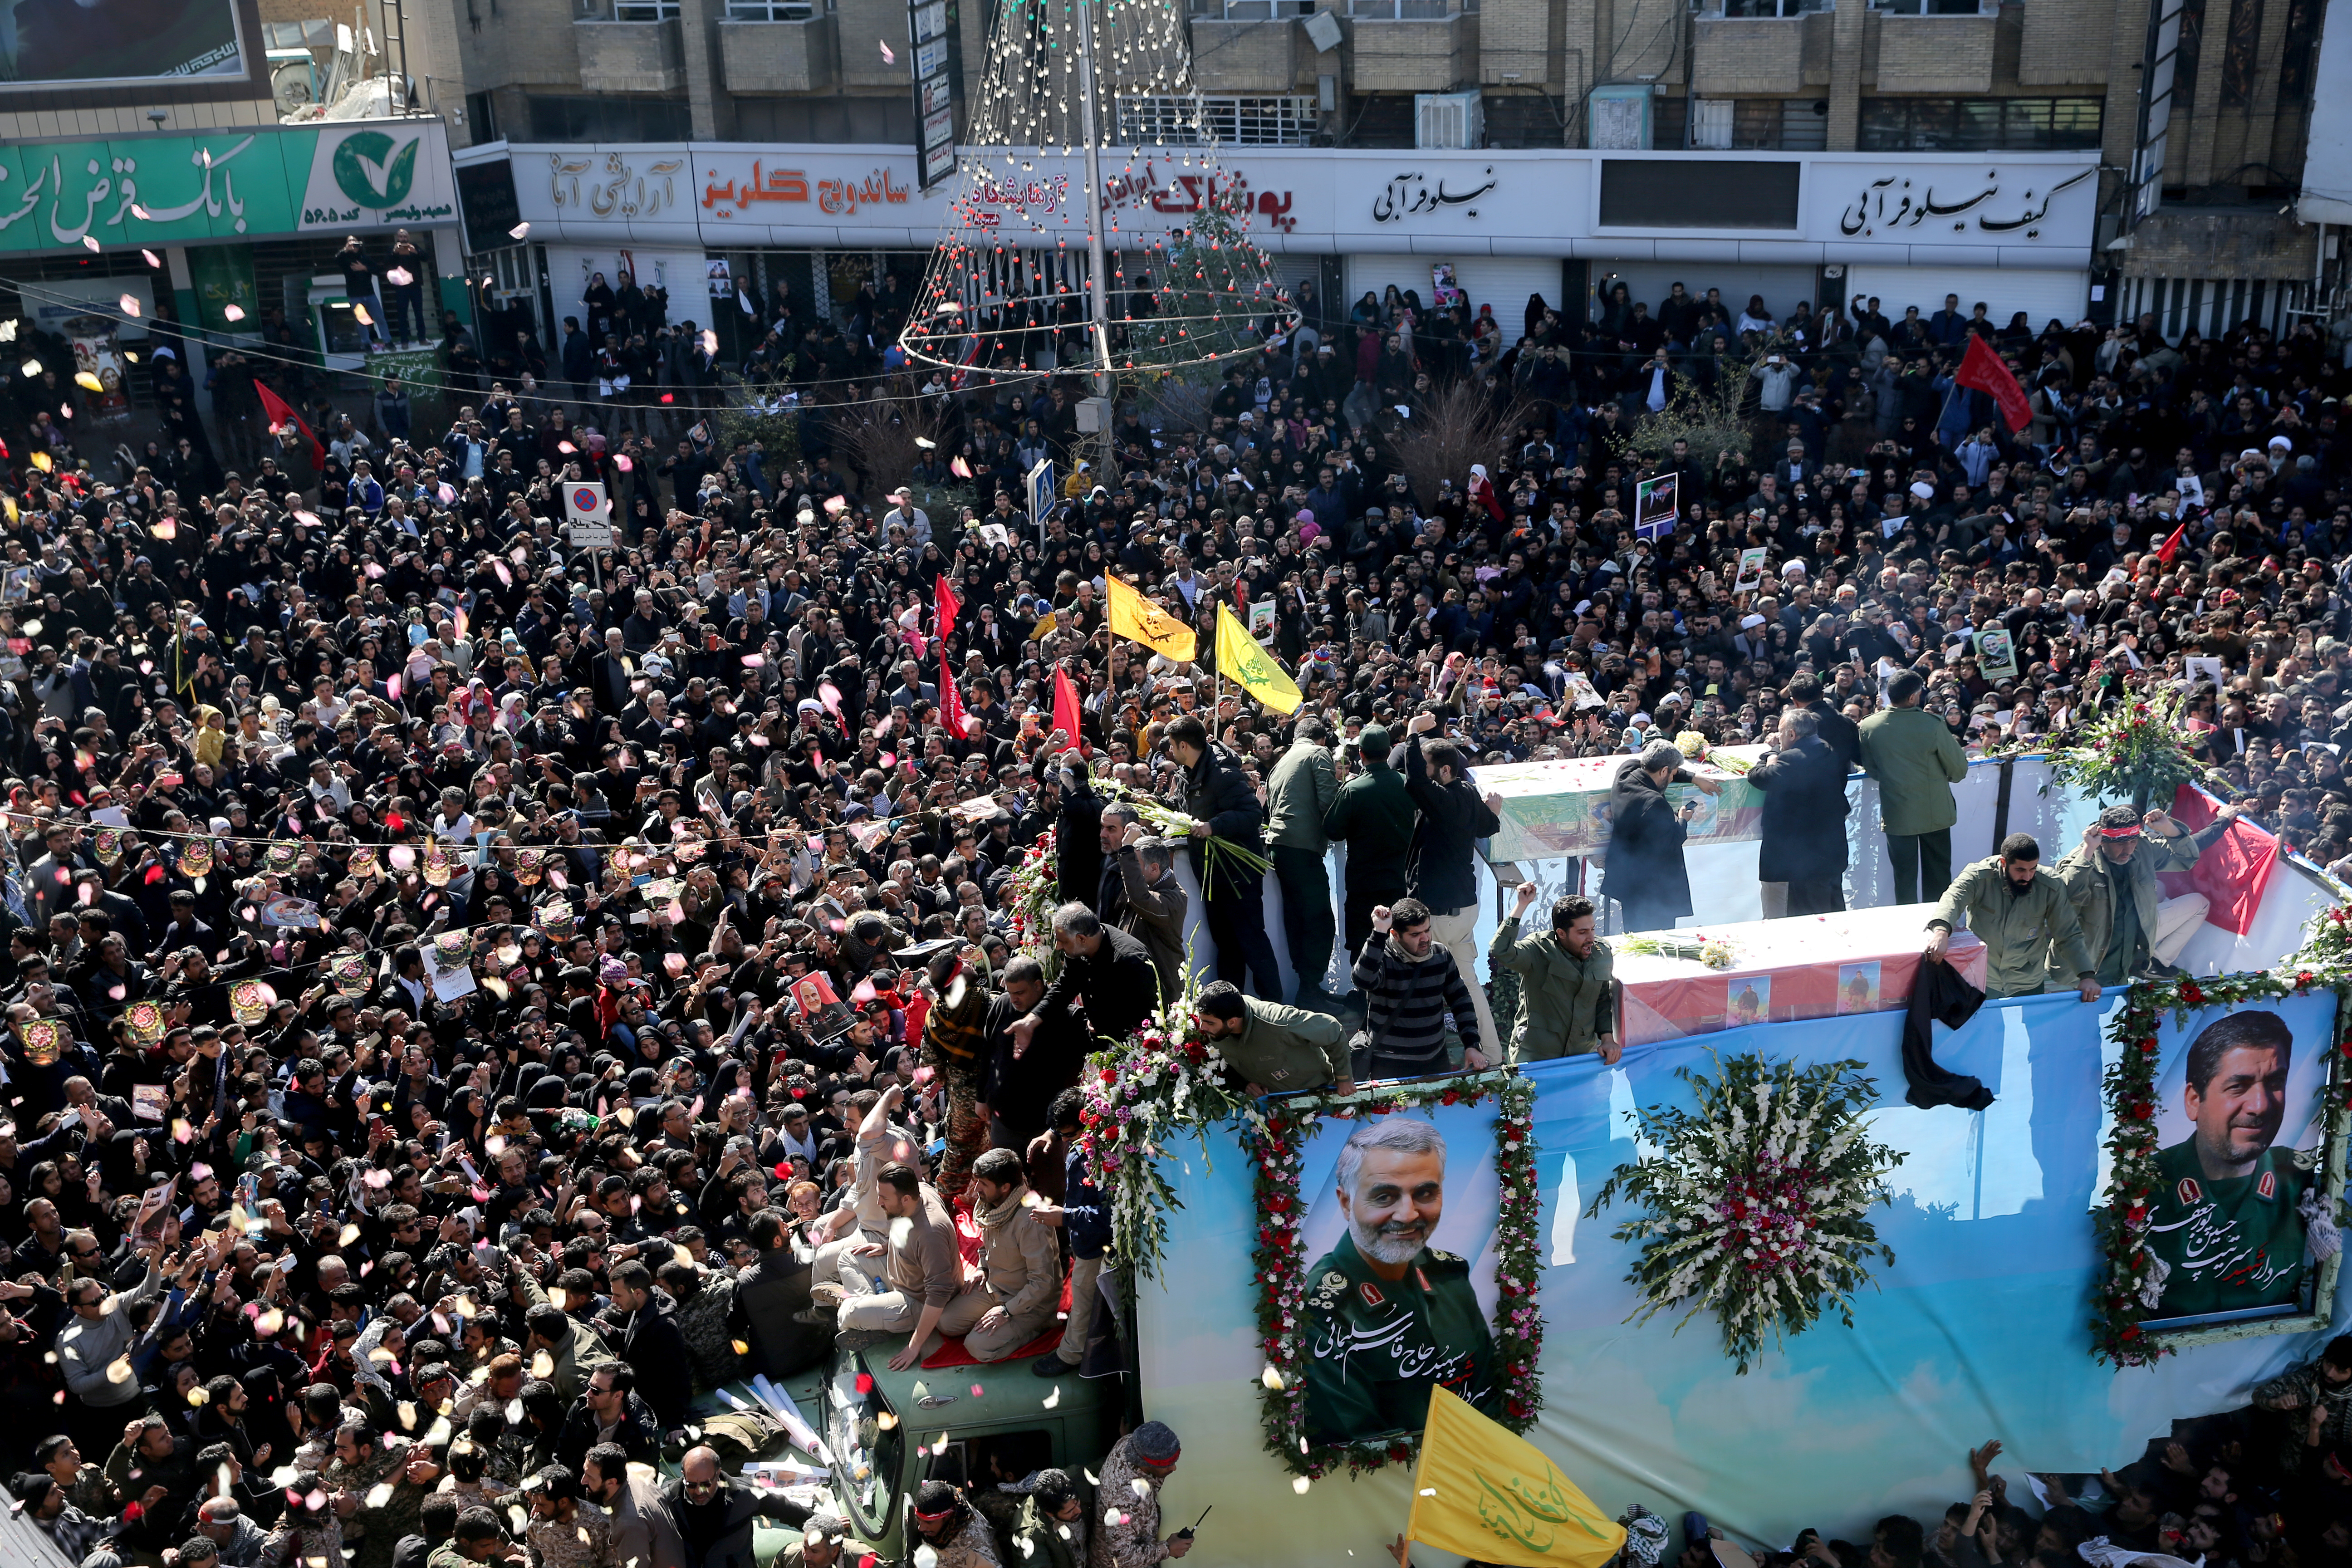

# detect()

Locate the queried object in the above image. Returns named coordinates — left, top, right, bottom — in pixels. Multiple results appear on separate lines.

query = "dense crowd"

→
left=0, top=246, right=2349, bottom=1568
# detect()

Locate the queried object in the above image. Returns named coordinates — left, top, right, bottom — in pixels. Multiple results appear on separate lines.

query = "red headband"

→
left=2098, top=824, right=2143, bottom=839
left=912, top=1505, right=959, bottom=1524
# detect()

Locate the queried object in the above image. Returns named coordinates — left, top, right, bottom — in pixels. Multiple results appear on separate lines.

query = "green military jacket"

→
left=1301, top=1231, right=1499, bottom=1445
left=2145, top=1137, right=2309, bottom=1320
left=1267, top=739, right=1339, bottom=851
left=1929, top=856, right=2096, bottom=998
left=1324, top=758, right=1416, bottom=890
left=2049, top=829, right=2202, bottom=984
left=1217, top=997, right=1348, bottom=1091
left=1490, top=916, right=1615, bottom=1060
left=1856, top=705, right=1969, bottom=835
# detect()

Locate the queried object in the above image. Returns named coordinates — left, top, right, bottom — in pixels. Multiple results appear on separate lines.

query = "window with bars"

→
left=1188, top=0, right=1317, bottom=15
left=1711, top=0, right=1827, bottom=17
left=574, top=0, right=681, bottom=20
left=264, top=19, right=335, bottom=46
left=1348, top=0, right=1454, bottom=16
left=1869, top=0, right=1990, bottom=13
left=725, top=0, right=821, bottom=18
left=1115, top=94, right=1317, bottom=144
left=1858, top=96, right=2104, bottom=150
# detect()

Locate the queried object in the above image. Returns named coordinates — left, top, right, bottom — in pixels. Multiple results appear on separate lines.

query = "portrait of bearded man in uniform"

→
left=1302, top=1115, right=1499, bottom=1445
left=2146, top=1009, right=2313, bottom=1323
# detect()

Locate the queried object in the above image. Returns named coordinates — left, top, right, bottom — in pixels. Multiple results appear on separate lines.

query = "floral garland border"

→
left=2092, top=966, right=2348, bottom=1367
left=1245, top=1073, right=1543, bottom=1478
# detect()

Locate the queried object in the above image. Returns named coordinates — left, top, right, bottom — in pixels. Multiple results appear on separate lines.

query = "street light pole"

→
left=1072, top=0, right=1118, bottom=490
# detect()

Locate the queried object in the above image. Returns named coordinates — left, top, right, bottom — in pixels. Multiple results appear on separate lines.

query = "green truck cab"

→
left=722, top=1346, right=1118, bottom=1565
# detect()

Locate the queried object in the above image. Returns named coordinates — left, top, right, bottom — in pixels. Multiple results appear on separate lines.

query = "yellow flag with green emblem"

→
left=1107, top=574, right=1197, bottom=662
left=1406, top=1385, right=1626, bottom=1568
left=1213, top=602, right=1301, bottom=715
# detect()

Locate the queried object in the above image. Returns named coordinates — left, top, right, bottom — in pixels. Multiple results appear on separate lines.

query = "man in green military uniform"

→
left=2147, top=1009, right=2310, bottom=1321
left=1194, top=980, right=1355, bottom=1096
left=2050, top=801, right=2237, bottom=987
left=1925, top=833, right=2100, bottom=1001
left=1302, top=1116, right=1497, bottom=1445
left=1491, top=884, right=1617, bottom=1063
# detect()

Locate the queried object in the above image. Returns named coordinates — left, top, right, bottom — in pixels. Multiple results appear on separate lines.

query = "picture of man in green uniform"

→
left=2146, top=1010, right=2310, bottom=1323
left=1301, top=1115, right=1499, bottom=1445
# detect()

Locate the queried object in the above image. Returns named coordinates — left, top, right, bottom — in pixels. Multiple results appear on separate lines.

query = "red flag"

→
left=938, top=641, right=972, bottom=738
left=2158, top=784, right=2280, bottom=936
left=1051, top=666, right=1082, bottom=751
left=2156, top=518, right=2189, bottom=565
left=935, top=574, right=961, bottom=636
left=255, top=380, right=323, bottom=469
left=1954, top=335, right=2032, bottom=435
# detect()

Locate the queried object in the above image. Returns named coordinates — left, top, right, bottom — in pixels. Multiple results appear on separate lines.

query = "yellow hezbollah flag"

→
left=1107, top=574, right=1197, bottom=663
left=1030, top=609, right=1058, bottom=641
left=1406, top=1385, right=1626, bottom=1568
left=1214, top=602, right=1301, bottom=716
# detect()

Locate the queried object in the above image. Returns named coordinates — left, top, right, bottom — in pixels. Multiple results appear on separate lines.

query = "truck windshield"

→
left=824, top=1348, right=905, bottom=1534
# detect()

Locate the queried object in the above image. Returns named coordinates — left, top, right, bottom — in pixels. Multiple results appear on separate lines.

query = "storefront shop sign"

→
left=0, top=120, right=457, bottom=256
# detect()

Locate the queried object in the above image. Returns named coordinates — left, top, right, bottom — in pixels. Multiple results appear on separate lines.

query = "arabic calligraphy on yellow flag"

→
left=1214, top=603, right=1302, bottom=716
left=1406, top=1386, right=1627, bottom=1568
left=1106, top=575, right=1197, bottom=663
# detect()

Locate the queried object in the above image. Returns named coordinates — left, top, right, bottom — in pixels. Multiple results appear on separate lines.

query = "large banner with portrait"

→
left=2101, top=988, right=2342, bottom=1335
left=1289, top=1099, right=1502, bottom=1449
left=1136, top=987, right=2352, bottom=1566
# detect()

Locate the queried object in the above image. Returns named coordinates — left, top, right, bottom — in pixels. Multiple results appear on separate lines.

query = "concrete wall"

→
left=576, top=19, right=689, bottom=92
left=720, top=15, right=841, bottom=93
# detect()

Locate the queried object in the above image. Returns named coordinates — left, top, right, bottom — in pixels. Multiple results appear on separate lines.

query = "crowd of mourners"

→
left=0, top=246, right=2350, bottom=1568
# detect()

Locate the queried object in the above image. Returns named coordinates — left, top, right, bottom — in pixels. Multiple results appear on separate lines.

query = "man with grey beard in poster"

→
left=1300, top=1115, right=1500, bottom=1445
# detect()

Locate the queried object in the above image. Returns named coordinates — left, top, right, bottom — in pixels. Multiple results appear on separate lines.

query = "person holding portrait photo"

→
left=1301, top=1116, right=1497, bottom=1445
left=2145, top=1010, right=2315, bottom=1322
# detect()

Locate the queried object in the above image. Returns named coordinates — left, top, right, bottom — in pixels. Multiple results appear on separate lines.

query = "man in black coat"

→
left=1010, top=903, right=1164, bottom=1046
left=1168, top=713, right=1281, bottom=997
left=1401, top=708, right=1503, bottom=1051
left=661, top=1444, right=811, bottom=1568
left=595, top=1259, right=696, bottom=1430
left=1599, top=740, right=1719, bottom=933
left=1746, top=709, right=1851, bottom=917
left=1054, top=757, right=1106, bottom=907
left=1788, top=671, right=1860, bottom=774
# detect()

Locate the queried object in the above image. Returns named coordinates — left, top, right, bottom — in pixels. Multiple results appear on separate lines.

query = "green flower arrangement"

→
left=2047, top=684, right=2202, bottom=811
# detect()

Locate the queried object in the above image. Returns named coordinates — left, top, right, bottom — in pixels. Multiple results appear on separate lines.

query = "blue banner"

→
left=1137, top=989, right=2349, bottom=1562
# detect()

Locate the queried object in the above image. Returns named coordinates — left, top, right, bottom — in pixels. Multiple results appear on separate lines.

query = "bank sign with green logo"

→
left=0, top=120, right=457, bottom=255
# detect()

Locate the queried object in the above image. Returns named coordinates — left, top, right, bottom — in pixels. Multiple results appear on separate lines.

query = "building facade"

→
left=440, top=0, right=2346, bottom=347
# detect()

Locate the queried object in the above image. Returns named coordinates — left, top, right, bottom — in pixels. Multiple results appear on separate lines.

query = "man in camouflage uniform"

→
left=657, top=1255, right=745, bottom=1390
left=921, top=946, right=992, bottom=1200
left=325, top=1421, right=439, bottom=1568
left=1301, top=1117, right=1498, bottom=1446
left=1089, top=1422, right=1190, bottom=1568
left=2254, top=1336, right=2352, bottom=1475
left=911, top=1479, right=1003, bottom=1568
left=523, top=1463, right=614, bottom=1568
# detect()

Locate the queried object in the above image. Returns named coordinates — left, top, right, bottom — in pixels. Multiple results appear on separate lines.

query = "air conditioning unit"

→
left=268, top=49, right=319, bottom=114
left=1414, top=88, right=1482, bottom=149
left=1688, top=97, right=1733, bottom=149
